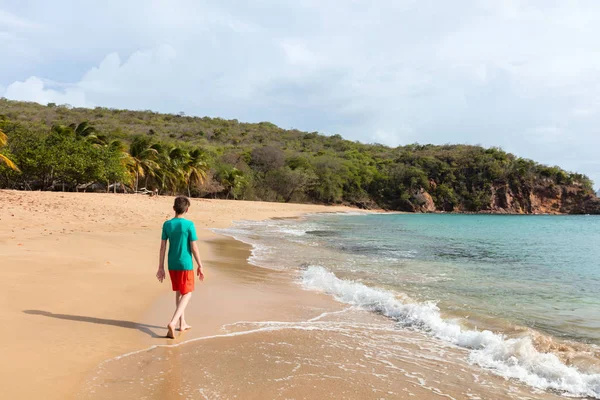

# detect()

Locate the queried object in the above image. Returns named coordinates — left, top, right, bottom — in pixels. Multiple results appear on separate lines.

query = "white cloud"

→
left=4, top=76, right=86, bottom=107
left=80, top=45, right=177, bottom=95
left=1, top=0, right=600, bottom=187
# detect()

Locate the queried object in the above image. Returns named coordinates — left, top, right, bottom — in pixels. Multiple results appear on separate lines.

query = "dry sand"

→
left=0, top=190, right=350, bottom=399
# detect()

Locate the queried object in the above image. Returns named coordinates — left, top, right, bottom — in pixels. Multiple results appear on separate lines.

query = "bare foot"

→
left=166, top=324, right=176, bottom=339
left=178, top=324, right=192, bottom=331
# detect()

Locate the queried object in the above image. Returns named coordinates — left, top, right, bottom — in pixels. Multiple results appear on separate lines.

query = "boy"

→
left=156, top=196, right=204, bottom=339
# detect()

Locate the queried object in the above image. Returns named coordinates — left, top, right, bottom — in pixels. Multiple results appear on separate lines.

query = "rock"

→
left=411, top=188, right=436, bottom=213
left=479, top=181, right=600, bottom=215
left=395, top=181, right=598, bottom=215
left=569, top=195, right=600, bottom=214
left=442, top=182, right=600, bottom=215
left=490, top=184, right=521, bottom=213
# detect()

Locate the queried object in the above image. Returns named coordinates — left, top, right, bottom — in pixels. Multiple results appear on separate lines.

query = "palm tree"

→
left=0, top=127, right=19, bottom=171
left=69, top=121, right=96, bottom=139
left=220, top=167, right=245, bottom=200
left=128, top=136, right=160, bottom=192
left=155, top=144, right=188, bottom=195
left=50, top=124, right=75, bottom=137
left=61, top=121, right=107, bottom=146
left=184, top=148, right=208, bottom=197
left=87, top=134, right=108, bottom=146
left=107, top=140, right=133, bottom=193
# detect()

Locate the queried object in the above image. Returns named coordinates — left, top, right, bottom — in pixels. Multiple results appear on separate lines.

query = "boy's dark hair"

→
left=173, top=196, right=191, bottom=215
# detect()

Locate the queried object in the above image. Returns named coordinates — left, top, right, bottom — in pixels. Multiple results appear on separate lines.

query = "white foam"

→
left=212, top=225, right=282, bottom=270
left=245, top=242, right=275, bottom=268
left=98, top=319, right=399, bottom=368
left=278, top=228, right=307, bottom=236
left=302, top=266, right=600, bottom=398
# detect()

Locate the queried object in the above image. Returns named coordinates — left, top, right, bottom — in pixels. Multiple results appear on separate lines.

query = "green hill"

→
left=1, top=98, right=598, bottom=214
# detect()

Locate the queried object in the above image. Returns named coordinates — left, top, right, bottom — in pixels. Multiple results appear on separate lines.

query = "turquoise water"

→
left=312, top=214, right=600, bottom=343
left=224, top=213, right=600, bottom=343
left=218, top=213, right=600, bottom=397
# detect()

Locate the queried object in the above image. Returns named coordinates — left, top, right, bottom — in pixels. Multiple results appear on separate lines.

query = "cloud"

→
left=3, top=45, right=179, bottom=108
left=79, top=45, right=177, bottom=97
left=1, top=0, right=600, bottom=187
left=4, top=76, right=86, bottom=107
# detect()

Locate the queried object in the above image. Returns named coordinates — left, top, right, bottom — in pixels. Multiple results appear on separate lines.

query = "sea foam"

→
left=302, top=265, right=600, bottom=398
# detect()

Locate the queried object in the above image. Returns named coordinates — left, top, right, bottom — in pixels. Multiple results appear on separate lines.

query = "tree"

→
left=265, top=166, right=317, bottom=202
left=155, top=144, right=188, bottom=194
left=0, top=99, right=597, bottom=214
left=38, top=127, right=107, bottom=190
left=0, top=127, right=19, bottom=171
left=128, top=136, right=160, bottom=192
left=69, top=121, right=96, bottom=139
left=50, top=124, right=75, bottom=138
left=309, top=156, right=350, bottom=203
left=184, top=148, right=208, bottom=197
left=104, top=140, right=132, bottom=192
left=0, top=122, right=52, bottom=188
left=69, top=121, right=108, bottom=145
left=197, top=170, right=225, bottom=198
left=216, top=166, right=248, bottom=200
left=250, top=146, right=285, bottom=175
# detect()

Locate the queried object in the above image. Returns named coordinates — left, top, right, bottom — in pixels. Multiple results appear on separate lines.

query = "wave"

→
left=302, top=265, right=600, bottom=398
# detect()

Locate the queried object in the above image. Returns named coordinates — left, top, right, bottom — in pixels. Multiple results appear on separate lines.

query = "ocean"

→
left=217, top=213, right=600, bottom=398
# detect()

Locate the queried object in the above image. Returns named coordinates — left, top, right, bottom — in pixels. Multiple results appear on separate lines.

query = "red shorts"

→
left=169, top=270, right=195, bottom=294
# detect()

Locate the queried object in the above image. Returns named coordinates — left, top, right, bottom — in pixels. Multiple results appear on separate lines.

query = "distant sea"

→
left=217, top=213, right=600, bottom=398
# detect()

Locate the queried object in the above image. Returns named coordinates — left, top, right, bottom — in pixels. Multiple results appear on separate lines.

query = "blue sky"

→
left=1, top=0, right=599, bottom=188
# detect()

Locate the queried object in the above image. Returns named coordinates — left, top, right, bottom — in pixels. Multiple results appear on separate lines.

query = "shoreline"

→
left=78, top=226, right=568, bottom=400
left=0, top=190, right=581, bottom=399
left=80, top=215, right=567, bottom=400
left=0, top=190, right=353, bottom=400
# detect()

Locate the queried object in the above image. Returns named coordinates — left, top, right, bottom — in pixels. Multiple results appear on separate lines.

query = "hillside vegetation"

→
left=0, top=99, right=598, bottom=214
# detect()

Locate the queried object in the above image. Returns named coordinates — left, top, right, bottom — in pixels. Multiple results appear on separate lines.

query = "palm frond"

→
left=75, top=121, right=96, bottom=138
left=0, top=154, right=19, bottom=171
left=0, top=129, right=7, bottom=147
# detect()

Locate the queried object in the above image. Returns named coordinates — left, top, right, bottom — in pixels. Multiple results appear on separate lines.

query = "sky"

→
left=1, top=0, right=599, bottom=188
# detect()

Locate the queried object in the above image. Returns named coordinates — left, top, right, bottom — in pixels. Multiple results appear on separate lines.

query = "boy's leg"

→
left=179, top=311, right=191, bottom=331
left=167, top=292, right=184, bottom=338
left=175, top=291, right=191, bottom=331
left=167, top=292, right=192, bottom=337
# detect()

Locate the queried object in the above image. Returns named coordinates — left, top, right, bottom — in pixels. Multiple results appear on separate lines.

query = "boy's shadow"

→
left=23, top=310, right=165, bottom=338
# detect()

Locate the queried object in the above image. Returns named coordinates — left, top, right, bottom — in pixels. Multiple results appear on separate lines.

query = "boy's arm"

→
left=156, top=240, right=167, bottom=282
left=191, top=241, right=205, bottom=281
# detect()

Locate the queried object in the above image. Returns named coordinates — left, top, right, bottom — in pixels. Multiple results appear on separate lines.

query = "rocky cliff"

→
left=406, top=183, right=600, bottom=214
left=486, top=183, right=600, bottom=214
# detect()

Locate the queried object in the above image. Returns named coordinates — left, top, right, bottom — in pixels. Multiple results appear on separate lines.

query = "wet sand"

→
left=79, top=238, right=565, bottom=400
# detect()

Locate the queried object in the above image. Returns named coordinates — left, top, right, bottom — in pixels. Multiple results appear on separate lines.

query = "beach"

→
left=0, top=190, right=351, bottom=399
left=0, top=190, right=578, bottom=399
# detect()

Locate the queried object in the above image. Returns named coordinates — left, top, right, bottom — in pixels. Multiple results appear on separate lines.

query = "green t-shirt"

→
left=161, top=218, right=198, bottom=271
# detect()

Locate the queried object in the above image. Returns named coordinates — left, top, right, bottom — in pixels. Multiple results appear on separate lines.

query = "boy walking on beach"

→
left=156, top=196, right=204, bottom=339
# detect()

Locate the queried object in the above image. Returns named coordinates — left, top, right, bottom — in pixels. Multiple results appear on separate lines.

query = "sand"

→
left=0, top=190, right=565, bottom=399
left=0, top=190, right=351, bottom=399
